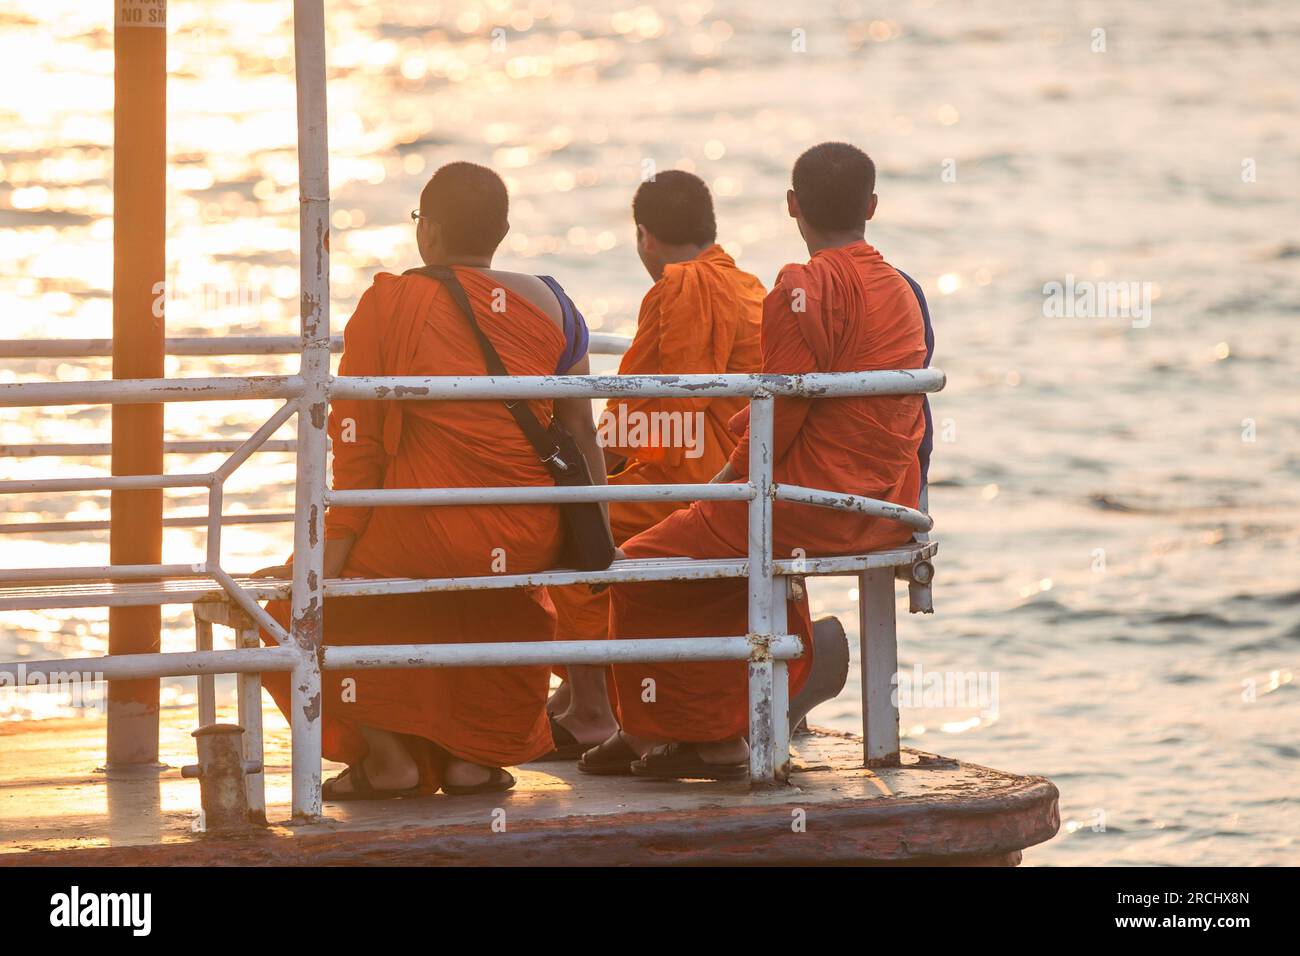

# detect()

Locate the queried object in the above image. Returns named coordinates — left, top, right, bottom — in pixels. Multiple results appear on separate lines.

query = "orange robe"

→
left=609, top=240, right=929, bottom=742
left=548, top=245, right=764, bottom=644
left=262, top=269, right=569, bottom=791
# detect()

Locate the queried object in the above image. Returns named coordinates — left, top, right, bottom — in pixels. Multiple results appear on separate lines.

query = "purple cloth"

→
left=537, top=275, right=589, bottom=373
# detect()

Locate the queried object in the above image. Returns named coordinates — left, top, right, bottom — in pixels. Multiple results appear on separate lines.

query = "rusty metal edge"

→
left=0, top=776, right=1060, bottom=868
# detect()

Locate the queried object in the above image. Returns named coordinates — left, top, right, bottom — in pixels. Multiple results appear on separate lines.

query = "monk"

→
left=579, top=142, right=932, bottom=779
left=254, top=161, right=606, bottom=799
left=544, top=171, right=764, bottom=757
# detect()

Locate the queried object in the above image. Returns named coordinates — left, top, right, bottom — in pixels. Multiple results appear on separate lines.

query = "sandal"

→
left=576, top=732, right=640, bottom=776
left=534, top=716, right=592, bottom=762
left=322, top=762, right=421, bottom=802
left=630, top=742, right=748, bottom=781
left=440, top=766, right=516, bottom=796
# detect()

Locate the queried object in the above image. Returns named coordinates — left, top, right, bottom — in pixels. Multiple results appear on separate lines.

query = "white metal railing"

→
left=0, top=368, right=942, bottom=816
left=0, top=1, right=945, bottom=822
left=0, top=333, right=630, bottom=461
left=0, top=330, right=631, bottom=360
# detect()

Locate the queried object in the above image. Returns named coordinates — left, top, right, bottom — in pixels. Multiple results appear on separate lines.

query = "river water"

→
left=1, top=0, right=1297, bottom=864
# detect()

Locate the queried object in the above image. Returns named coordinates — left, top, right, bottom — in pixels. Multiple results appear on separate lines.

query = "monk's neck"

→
left=649, top=243, right=712, bottom=281
left=425, top=254, right=494, bottom=269
left=805, top=232, right=866, bottom=257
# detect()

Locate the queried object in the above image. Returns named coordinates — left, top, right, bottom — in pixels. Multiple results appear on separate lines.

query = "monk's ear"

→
left=424, top=219, right=442, bottom=249
left=786, top=189, right=799, bottom=219
left=866, top=193, right=879, bottom=222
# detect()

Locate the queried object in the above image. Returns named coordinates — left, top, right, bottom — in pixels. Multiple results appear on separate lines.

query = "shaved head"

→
left=791, top=142, right=876, bottom=232
left=419, top=161, right=509, bottom=257
left=633, top=170, right=717, bottom=246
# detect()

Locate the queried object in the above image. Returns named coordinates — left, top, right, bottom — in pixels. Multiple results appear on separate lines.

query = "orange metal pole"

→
left=108, top=0, right=166, bottom=767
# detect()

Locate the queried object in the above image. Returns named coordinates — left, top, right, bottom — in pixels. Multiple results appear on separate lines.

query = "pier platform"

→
left=0, top=707, right=1058, bottom=866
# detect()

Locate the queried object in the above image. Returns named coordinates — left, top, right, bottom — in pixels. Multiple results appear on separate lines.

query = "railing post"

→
left=858, top=567, right=900, bottom=765
left=746, top=393, right=779, bottom=785
left=237, top=625, right=267, bottom=822
left=289, top=0, right=330, bottom=822
left=194, top=617, right=216, bottom=727
left=770, top=576, right=791, bottom=781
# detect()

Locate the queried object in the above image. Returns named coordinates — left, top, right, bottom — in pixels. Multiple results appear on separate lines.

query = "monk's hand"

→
left=710, top=462, right=737, bottom=484
left=589, top=547, right=627, bottom=594
left=249, top=564, right=292, bottom=579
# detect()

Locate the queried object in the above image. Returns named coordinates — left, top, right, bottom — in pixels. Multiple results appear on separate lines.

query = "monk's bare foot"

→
left=618, top=733, right=746, bottom=764
left=695, top=737, right=749, bottom=764
left=327, top=725, right=419, bottom=794
left=326, top=756, right=419, bottom=795
left=553, top=664, right=618, bottom=745
left=553, top=709, right=620, bottom=749
left=443, top=757, right=497, bottom=789
left=617, top=731, right=661, bottom=759
left=546, top=680, right=571, bottom=717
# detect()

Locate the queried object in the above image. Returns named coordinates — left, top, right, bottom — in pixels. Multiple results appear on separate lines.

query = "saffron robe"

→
left=608, top=240, right=929, bottom=742
left=262, top=268, right=583, bottom=790
left=548, top=245, right=764, bottom=644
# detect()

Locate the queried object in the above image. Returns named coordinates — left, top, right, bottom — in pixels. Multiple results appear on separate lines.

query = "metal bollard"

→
left=182, top=723, right=263, bottom=833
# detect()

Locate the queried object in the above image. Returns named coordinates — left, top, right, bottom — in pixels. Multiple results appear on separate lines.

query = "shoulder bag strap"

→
left=403, top=264, right=564, bottom=467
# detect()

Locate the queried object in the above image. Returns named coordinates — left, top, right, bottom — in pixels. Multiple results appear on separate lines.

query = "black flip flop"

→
left=322, top=762, right=421, bottom=802
left=440, top=766, right=516, bottom=796
left=533, top=716, right=590, bottom=762
left=630, top=742, right=748, bottom=781
left=576, top=732, right=640, bottom=776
